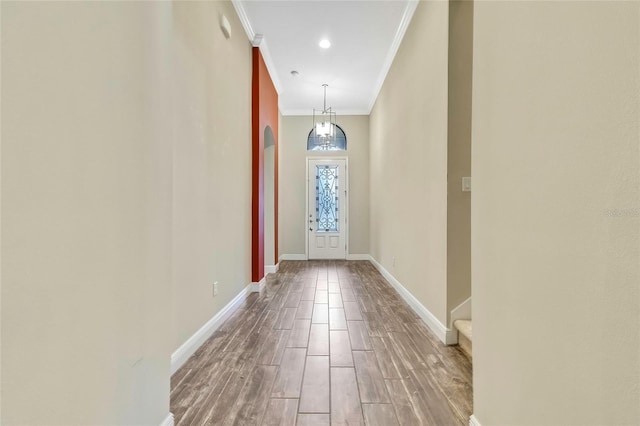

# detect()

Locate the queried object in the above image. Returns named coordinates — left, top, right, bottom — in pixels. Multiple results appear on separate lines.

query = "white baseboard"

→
left=347, top=254, right=372, bottom=261
left=250, top=276, right=266, bottom=292
left=171, top=284, right=251, bottom=374
left=265, top=263, right=279, bottom=274
left=279, top=254, right=307, bottom=261
left=279, top=254, right=371, bottom=262
left=368, top=256, right=456, bottom=345
left=159, top=413, right=174, bottom=426
left=469, top=414, right=482, bottom=426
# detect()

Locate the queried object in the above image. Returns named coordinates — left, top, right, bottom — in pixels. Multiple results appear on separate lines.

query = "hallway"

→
left=170, top=261, right=472, bottom=425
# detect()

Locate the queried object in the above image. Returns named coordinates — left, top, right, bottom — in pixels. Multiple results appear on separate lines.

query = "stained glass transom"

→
left=315, top=165, right=339, bottom=233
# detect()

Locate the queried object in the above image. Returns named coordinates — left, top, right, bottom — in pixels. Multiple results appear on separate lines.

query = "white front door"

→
left=308, top=159, right=347, bottom=259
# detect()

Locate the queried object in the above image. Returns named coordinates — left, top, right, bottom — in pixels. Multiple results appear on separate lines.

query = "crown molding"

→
left=281, top=108, right=370, bottom=117
left=232, top=0, right=417, bottom=112
left=256, top=37, right=283, bottom=94
left=231, top=0, right=283, bottom=95
left=366, top=0, right=419, bottom=114
left=231, top=0, right=254, bottom=40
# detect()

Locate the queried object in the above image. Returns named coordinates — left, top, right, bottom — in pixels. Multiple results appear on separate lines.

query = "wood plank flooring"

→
left=171, top=260, right=472, bottom=425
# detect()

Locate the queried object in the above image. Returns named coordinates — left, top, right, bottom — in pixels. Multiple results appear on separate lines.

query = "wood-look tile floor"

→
left=171, top=261, right=472, bottom=426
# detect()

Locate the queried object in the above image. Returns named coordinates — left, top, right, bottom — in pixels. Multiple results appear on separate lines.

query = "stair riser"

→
left=459, top=332, right=472, bottom=360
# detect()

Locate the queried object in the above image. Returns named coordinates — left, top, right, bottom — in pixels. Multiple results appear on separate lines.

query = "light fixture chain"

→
left=323, top=83, right=328, bottom=112
left=313, top=83, right=337, bottom=150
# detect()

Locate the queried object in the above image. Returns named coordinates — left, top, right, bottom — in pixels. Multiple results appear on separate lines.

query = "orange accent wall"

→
left=252, top=47, right=279, bottom=282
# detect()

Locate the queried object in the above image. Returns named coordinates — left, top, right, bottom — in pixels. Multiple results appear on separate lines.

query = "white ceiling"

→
left=233, top=0, right=418, bottom=115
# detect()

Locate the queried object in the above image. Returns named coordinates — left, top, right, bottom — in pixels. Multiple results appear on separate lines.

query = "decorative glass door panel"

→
left=316, top=165, right=339, bottom=233
left=308, top=159, right=347, bottom=259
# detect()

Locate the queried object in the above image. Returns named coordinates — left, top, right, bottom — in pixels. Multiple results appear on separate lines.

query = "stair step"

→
left=453, top=319, right=472, bottom=360
left=453, top=319, right=472, bottom=341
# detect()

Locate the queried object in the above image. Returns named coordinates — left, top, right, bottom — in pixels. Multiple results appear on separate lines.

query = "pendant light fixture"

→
left=312, top=84, right=337, bottom=149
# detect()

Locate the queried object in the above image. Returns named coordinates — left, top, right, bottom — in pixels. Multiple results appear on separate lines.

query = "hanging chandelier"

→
left=312, top=84, right=337, bottom=149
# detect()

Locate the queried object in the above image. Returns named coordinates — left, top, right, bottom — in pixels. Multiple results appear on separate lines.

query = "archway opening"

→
left=264, top=126, right=276, bottom=269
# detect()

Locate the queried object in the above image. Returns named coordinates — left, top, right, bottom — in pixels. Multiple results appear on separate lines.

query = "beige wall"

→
left=1, top=2, right=173, bottom=424
left=279, top=115, right=370, bottom=256
left=446, top=0, right=473, bottom=321
left=265, top=141, right=276, bottom=267
left=172, top=1, right=252, bottom=351
left=472, top=1, right=640, bottom=424
left=2, top=1, right=254, bottom=422
left=369, top=0, right=450, bottom=324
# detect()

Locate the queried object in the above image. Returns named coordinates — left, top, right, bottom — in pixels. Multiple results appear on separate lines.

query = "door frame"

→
left=305, top=157, right=349, bottom=260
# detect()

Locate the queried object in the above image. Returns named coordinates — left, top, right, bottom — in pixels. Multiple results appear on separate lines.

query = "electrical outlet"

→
left=213, top=281, right=219, bottom=297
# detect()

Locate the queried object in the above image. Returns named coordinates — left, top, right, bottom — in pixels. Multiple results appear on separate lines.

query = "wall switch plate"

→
left=462, top=177, right=472, bottom=192
left=213, top=281, right=219, bottom=297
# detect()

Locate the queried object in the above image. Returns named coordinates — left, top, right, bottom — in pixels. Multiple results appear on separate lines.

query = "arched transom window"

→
left=307, top=124, right=347, bottom=151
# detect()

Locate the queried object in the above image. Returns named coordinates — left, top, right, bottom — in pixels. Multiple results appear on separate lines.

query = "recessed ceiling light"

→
left=319, top=39, right=331, bottom=49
